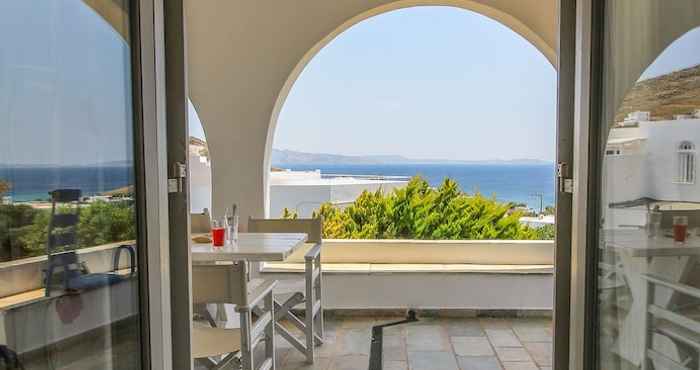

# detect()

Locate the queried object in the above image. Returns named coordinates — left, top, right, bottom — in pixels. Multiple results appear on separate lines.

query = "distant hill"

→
left=271, top=149, right=551, bottom=166
left=616, top=64, right=700, bottom=122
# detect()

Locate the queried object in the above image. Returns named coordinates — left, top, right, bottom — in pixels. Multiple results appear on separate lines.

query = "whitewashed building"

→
left=187, top=138, right=408, bottom=217
left=604, top=110, right=700, bottom=228
left=268, top=169, right=408, bottom=218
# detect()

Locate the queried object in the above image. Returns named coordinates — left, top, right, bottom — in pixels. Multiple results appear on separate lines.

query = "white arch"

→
left=264, top=3, right=556, bottom=216
left=185, top=0, right=557, bottom=220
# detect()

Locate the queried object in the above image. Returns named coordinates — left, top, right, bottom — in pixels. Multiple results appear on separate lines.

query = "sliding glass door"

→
left=0, top=1, right=164, bottom=369
left=591, top=1, right=700, bottom=369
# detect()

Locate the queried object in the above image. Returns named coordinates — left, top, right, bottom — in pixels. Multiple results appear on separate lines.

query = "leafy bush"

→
left=0, top=204, right=41, bottom=261
left=0, top=200, right=136, bottom=262
left=284, top=176, right=553, bottom=240
left=533, top=224, right=556, bottom=240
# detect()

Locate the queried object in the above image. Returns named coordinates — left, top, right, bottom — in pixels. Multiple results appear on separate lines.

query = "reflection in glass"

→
left=597, top=2, right=700, bottom=369
left=0, top=2, right=141, bottom=369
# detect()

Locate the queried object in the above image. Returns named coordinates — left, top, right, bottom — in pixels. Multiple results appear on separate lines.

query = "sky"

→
left=1, top=2, right=133, bottom=166
left=271, top=7, right=558, bottom=162
left=640, top=27, right=700, bottom=80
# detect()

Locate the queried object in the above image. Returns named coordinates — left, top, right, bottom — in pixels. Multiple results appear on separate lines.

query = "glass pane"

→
left=596, top=1, right=700, bottom=369
left=0, top=2, right=141, bottom=369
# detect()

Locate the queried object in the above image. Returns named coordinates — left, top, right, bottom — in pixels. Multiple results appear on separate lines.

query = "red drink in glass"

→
left=212, top=227, right=225, bottom=247
left=674, top=224, right=688, bottom=243
left=673, top=216, right=689, bottom=243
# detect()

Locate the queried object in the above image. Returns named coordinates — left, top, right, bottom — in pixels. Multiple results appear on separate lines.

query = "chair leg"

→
left=314, top=255, right=324, bottom=346
left=239, top=309, right=254, bottom=370
left=305, top=259, right=315, bottom=363
left=264, top=292, right=276, bottom=370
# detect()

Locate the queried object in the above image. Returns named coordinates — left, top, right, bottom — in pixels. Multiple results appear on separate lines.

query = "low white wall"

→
left=285, top=239, right=554, bottom=265
left=323, top=272, right=553, bottom=310
left=4, top=278, right=139, bottom=353
left=260, top=239, right=555, bottom=310
left=0, top=242, right=136, bottom=298
left=261, top=270, right=553, bottom=310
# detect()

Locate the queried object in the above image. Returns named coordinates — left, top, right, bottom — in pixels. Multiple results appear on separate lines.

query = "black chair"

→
left=44, top=189, right=135, bottom=296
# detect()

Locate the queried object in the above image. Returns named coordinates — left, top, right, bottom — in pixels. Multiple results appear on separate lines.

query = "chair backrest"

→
left=191, top=210, right=211, bottom=234
left=248, top=217, right=322, bottom=243
left=191, top=262, right=249, bottom=306
left=47, top=189, right=81, bottom=255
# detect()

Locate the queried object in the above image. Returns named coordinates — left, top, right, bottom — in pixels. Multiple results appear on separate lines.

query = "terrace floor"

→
left=276, top=315, right=553, bottom=370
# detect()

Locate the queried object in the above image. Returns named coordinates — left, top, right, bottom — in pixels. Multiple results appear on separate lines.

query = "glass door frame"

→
left=131, top=0, right=188, bottom=368
left=569, top=0, right=606, bottom=369
left=553, top=0, right=578, bottom=369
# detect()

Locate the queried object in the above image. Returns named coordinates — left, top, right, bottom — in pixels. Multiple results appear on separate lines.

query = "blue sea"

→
left=279, top=163, right=556, bottom=210
left=2, top=163, right=556, bottom=209
left=0, top=166, right=134, bottom=202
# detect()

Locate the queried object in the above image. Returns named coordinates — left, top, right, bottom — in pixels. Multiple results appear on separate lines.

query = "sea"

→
left=0, top=166, right=134, bottom=202
left=2, top=163, right=556, bottom=209
left=279, top=163, right=556, bottom=210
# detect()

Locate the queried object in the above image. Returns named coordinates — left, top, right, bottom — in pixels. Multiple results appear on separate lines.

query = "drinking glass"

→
left=673, top=216, right=688, bottom=243
left=211, top=219, right=225, bottom=247
left=647, top=210, right=662, bottom=238
left=228, top=215, right=239, bottom=244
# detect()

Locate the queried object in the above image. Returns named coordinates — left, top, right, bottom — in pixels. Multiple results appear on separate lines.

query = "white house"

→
left=604, top=110, right=700, bottom=228
left=268, top=169, right=408, bottom=217
left=187, top=138, right=409, bottom=217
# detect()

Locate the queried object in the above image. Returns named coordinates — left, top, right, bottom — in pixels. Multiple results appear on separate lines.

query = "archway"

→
left=602, top=1, right=700, bottom=131
left=185, top=0, right=558, bottom=221
left=263, top=3, right=557, bottom=217
left=267, top=5, right=556, bottom=218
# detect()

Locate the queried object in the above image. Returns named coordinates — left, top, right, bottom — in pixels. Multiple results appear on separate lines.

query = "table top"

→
left=604, top=229, right=700, bottom=257
left=191, top=232, right=308, bottom=262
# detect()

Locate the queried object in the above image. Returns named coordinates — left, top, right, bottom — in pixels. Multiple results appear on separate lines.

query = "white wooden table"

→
left=191, top=233, right=308, bottom=263
left=605, top=229, right=700, bottom=366
left=190, top=232, right=309, bottom=335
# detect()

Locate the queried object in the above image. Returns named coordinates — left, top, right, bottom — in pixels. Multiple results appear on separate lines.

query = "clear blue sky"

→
left=272, top=7, right=558, bottom=162
left=1, top=2, right=133, bottom=166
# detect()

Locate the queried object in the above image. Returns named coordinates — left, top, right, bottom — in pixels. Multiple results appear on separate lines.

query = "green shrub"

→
left=284, top=176, right=553, bottom=240
left=0, top=204, right=41, bottom=261
left=0, top=200, right=136, bottom=262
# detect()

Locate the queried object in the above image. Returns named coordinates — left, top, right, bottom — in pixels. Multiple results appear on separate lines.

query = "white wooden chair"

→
left=192, top=261, right=277, bottom=370
left=248, top=218, right=324, bottom=364
left=641, top=273, right=700, bottom=370
left=191, top=209, right=212, bottom=234
left=191, top=210, right=226, bottom=327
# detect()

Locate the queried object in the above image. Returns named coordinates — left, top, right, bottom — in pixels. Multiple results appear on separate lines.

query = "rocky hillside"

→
left=616, top=64, right=700, bottom=122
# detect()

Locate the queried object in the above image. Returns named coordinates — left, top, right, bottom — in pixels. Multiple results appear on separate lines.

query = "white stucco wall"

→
left=189, top=152, right=212, bottom=213
left=269, top=180, right=407, bottom=217
left=269, top=184, right=331, bottom=218
left=603, top=154, right=647, bottom=205
left=604, top=119, right=700, bottom=229
left=642, top=119, right=700, bottom=202
left=605, top=119, right=700, bottom=204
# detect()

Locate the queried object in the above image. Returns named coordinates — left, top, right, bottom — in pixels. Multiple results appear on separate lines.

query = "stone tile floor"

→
left=275, top=316, right=553, bottom=370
